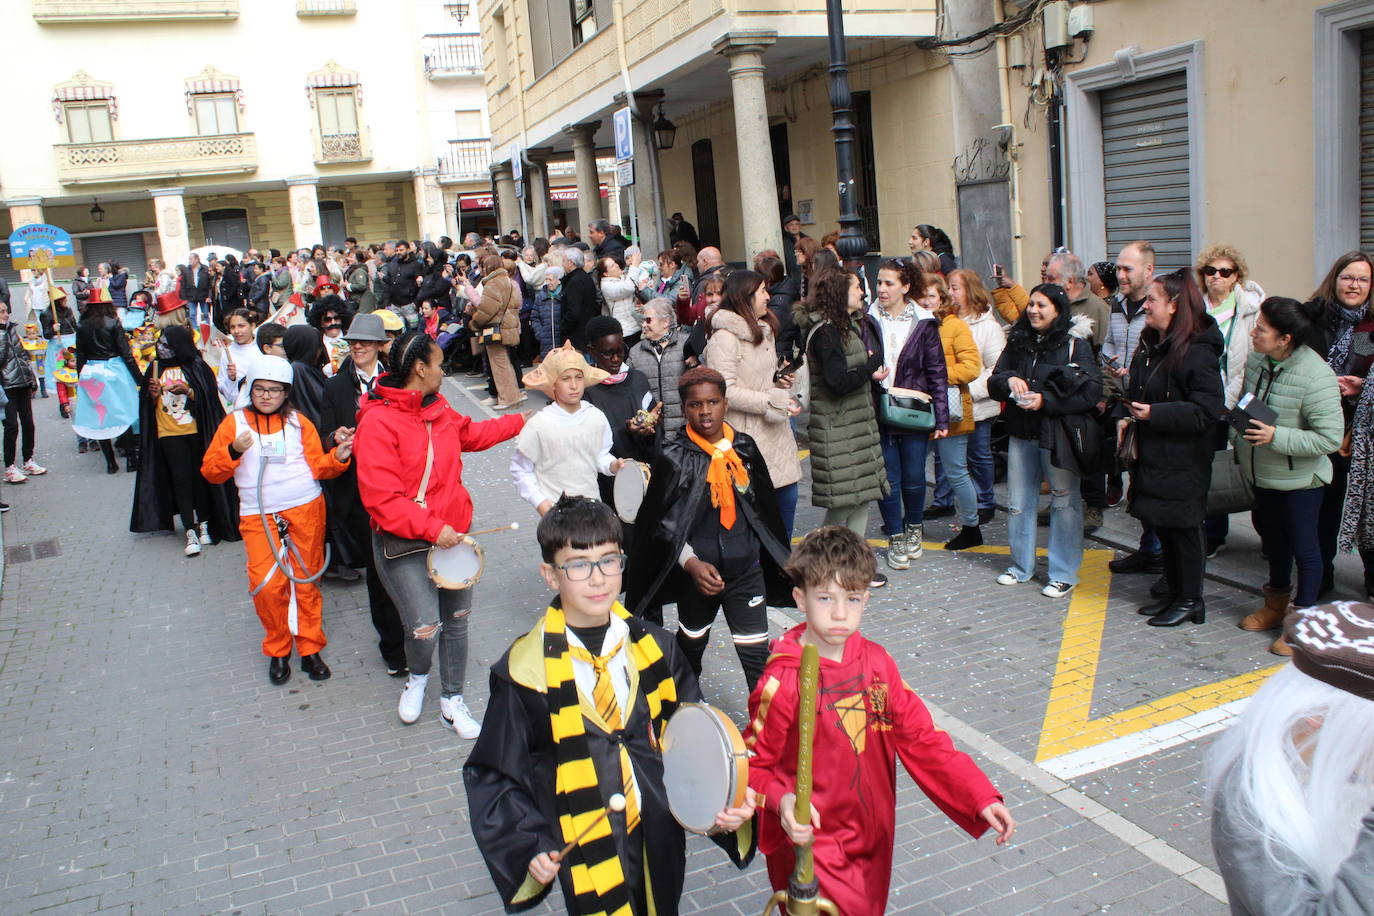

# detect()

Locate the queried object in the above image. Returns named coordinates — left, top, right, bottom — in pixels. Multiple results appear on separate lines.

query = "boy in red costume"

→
left=745, top=525, right=1015, bottom=916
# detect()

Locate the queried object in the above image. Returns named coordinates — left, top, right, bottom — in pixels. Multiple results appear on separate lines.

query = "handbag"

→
left=378, top=421, right=436, bottom=561
left=479, top=325, right=502, bottom=345
left=1206, top=447, right=1254, bottom=515
left=1116, top=420, right=1140, bottom=470
left=947, top=386, right=964, bottom=423
left=791, top=320, right=827, bottom=412
left=878, top=387, right=937, bottom=432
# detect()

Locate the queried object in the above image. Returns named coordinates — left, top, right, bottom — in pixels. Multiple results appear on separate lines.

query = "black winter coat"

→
left=625, top=429, right=794, bottom=617
left=989, top=313, right=1102, bottom=441
left=1118, top=315, right=1225, bottom=528
left=560, top=267, right=599, bottom=351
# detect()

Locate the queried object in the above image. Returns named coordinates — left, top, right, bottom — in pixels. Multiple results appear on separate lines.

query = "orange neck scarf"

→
left=685, top=422, right=750, bottom=529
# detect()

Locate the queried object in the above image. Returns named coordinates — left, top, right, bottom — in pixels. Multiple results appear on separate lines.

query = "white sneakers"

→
left=997, top=571, right=1022, bottom=586
left=184, top=530, right=201, bottom=557
left=1042, top=581, right=1075, bottom=598
left=398, top=673, right=429, bottom=723
left=21, top=460, right=45, bottom=476
left=198, top=522, right=212, bottom=545
left=5, top=465, right=27, bottom=484
left=440, top=695, right=482, bottom=739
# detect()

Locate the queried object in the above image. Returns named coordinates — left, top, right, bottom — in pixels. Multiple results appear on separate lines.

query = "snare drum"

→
left=426, top=536, right=484, bottom=590
left=612, top=460, right=651, bottom=523
left=661, top=703, right=749, bottom=835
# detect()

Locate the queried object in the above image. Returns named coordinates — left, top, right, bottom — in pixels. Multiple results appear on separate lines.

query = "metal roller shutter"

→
left=79, top=233, right=148, bottom=292
left=1100, top=72, right=1192, bottom=271
left=1360, top=29, right=1374, bottom=251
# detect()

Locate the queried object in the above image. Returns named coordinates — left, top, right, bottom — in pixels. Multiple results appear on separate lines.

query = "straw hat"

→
left=522, top=341, right=609, bottom=391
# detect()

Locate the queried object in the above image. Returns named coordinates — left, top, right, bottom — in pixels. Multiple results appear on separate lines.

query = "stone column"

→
left=285, top=177, right=321, bottom=251
left=526, top=147, right=556, bottom=240
left=491, top=161, right=519, bottom=239
left=4, top=198, right=45, bottom=294
left=713, top=30, right=783, bottom=263
left=412, top=167, right=447, bottom=242
left=563, top=121, right=604, bottom=229
left=150, top=187, right=191, bottom=267
left=612, top=90, right=668, bottom=255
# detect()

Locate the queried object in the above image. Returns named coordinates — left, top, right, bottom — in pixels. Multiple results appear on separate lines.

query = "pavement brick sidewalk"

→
left=0, top=384, right=1231, bottom=914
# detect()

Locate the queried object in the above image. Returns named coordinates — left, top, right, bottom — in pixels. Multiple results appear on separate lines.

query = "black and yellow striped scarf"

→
left=543, top=601, right=676, bottom=916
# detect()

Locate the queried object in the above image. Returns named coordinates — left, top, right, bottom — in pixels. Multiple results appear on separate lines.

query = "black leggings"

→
left=157, top=434, right=208, bottom=533
left=3, top=386, right=34, bottom=467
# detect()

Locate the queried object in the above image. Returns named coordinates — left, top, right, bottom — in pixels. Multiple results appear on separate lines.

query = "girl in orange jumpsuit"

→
left=202, top=355, right=353, bottom=685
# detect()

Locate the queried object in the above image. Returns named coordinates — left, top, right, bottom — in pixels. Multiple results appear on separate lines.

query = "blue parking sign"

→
left=613, top=107, right=633, bottom=162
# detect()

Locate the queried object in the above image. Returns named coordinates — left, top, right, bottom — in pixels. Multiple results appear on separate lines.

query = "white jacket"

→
left=964, top=310, right=1008, bottom=422
left=601, top=275, right=641, bottom=337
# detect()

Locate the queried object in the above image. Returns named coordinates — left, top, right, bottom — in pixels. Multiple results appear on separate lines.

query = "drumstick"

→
left=465, top=522, right=520, bottom=537
left=551, top=794, right=626, bottom=864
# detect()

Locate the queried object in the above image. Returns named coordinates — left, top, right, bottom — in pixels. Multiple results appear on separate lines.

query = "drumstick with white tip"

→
left=551, top=794, right=626, bottom=864
left=464, top=522, right=520, bottom=537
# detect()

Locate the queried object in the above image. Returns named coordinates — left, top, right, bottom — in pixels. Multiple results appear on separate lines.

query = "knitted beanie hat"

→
left=1285, top=601, right=1374, bottom=702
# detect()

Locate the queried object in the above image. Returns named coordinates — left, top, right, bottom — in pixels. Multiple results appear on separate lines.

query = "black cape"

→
left=129, top=356, right=240, bottom=541
left=625, top=429, right=794, bottom=618
left=462, top=614, right=754, bottom=915
left=317, top=358, right=377, bottom=567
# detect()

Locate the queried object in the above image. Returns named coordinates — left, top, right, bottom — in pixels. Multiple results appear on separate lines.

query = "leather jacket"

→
left=0, top=323, right=36, bottom=390
left=75, top=316, right=141, bottom=382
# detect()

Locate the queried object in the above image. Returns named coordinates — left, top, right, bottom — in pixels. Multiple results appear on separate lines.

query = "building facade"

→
left=479, top=0, right=1370, bottom=298
left=0, top=0, right=495, bottom=291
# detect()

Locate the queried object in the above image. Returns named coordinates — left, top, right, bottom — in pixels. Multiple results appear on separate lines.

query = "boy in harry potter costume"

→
left=463, top=495, right=755, bottom=916
left=625, top=366, right=794, bottom=691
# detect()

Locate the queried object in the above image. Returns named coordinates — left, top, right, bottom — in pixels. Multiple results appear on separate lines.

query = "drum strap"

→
left=414, top=421, right=434, bottom=508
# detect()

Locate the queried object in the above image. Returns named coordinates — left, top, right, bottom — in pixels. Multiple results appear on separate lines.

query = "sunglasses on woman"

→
left=1202, top=266, right=1236, bottom=278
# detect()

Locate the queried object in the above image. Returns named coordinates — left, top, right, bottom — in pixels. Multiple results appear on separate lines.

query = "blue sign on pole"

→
left=613, top=107, right=634, bottom=162
left=510, top=144, right=523, bottom=182
left=7, top=223, right=75, bottom=270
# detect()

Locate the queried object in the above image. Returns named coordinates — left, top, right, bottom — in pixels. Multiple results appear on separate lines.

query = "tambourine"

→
left=612, top=460, right=651, bottom=523
left=661, top=703, right=750, bottom=835
left=427, top=537, right=484, bottom=590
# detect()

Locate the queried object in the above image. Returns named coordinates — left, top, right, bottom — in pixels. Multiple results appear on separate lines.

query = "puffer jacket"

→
left=869, top=300, right=949, bottom=431
left=989, top=313, right=1101, bottom=442
left=806, top=314, right=888, bottom=507
left=531, top=284, right=561, bottom=355
left=1102, top=292, right=1147, bottom=395
left=1119, top=315, right=1225, bottom=528
left=938, top=314, right=981, bottom=437
left=964, top=309, right=1007, bottom=422
left=1214, top=280, right=1265, bottom=409
left=703, top=309, right=801, bottom=488
left=601, top=275, right=641, bottom=338
left=0, top=322, right=36, bottom=390
left=627, top=327, right=688, bottom=439
left=471, top=268, right=521, bottom=342
left=1233, top=344, right=1343, bottom=491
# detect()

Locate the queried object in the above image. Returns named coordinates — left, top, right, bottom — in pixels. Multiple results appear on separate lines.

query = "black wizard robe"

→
left=462, top=608, right=755, bottom=915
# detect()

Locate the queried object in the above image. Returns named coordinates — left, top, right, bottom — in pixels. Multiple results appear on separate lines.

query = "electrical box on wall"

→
left=1042, top=0, right=1071, bottom=50
left=1068, top=4, right=1094, bottom=39
left=1007, top=32, right=1026, bottom=69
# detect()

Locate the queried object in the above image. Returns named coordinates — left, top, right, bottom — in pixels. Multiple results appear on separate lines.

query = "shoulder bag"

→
left=378, top=421, right=437, bottom=560
left=790, top=320, right=828, bottom=412
left=879, top=386, right=937, bottom=432
left=1206, top=446, right=1254, bottom=515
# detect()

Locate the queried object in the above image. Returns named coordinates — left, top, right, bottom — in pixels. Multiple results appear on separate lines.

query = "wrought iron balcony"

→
left=54, top=133, right=257, bottom=185
left=438, top=138, right=493, bottom=181
left=33, top=0, right=239, bottom=22
left=423, top=34, right=483, bottom=77
left=315, top=130, right=370, bottom=165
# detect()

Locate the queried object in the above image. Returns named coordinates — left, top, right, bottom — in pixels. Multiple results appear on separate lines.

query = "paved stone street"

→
left=4, top=377, right=1347, bottom=915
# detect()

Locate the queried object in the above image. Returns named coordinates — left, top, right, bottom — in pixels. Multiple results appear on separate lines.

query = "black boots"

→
left=268, top=655, right=291, bottom=685
left=1147, top=599, right=1206, bottom=627
left=944, top=526, right=984, bottom=551
left=300, top=653, right=331, bottom=680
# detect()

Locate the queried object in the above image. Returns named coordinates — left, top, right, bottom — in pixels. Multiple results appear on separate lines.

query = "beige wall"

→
left=1012, top=0, right=1324, bottom=298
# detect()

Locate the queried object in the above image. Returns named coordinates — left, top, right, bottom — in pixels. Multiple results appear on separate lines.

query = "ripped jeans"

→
left=372, top=532, right=472, bottom=697
left=1006, top=436, right=1084, bottom=585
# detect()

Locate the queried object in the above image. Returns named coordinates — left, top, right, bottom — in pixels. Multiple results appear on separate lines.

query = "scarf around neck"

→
left=601, top=367, right=629, bottom=385
left=1327, top=303, right=1368, bottom=374
left=541, top=601, right=676, bottom=916
left=685, top=422, right=750, bottom=529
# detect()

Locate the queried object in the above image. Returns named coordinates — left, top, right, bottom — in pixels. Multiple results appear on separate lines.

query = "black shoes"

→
left=1109, top=551, right=1164, bottom=575
left=386, top=663, right=409, bottom=678
left=1147, top=599, right=1206, bottom=627
left=978, top=507, right=995, bottom=524
left=924, top=504, right=956, bottom=520
left=1137, top=597, right=1175, bottom=616
left=300, top=653, right=331, bottom=680
left=105, top=458, right=119, bottom=474
left=269, top=655, right=291, bottom=685
left=944, top=525, right=984, bottom=551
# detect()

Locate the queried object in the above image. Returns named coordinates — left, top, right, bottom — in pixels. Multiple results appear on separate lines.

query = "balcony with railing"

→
left=33, top=0, right=239, bottom=22
left=438, top=138, right=493, bottom=182
left=423, top=34, right=483, bottom=78
left=54, top=133, right=257, bottom=185
left=296, top=0, right=355, bottom=15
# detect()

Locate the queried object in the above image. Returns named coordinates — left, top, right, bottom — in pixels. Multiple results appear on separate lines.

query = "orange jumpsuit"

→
left=203, top=409, right=349, bottom=658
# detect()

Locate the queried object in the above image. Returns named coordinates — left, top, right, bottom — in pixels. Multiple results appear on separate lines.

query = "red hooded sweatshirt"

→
left=354, top=381, right=523, bottom=541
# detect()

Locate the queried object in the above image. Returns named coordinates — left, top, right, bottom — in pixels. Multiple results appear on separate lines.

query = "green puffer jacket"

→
left=1232, top=345, right=1343, bottom=491
left=806, top=316, right=889, bottom=508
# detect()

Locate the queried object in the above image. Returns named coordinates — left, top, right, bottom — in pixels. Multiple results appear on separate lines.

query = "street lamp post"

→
left=825, top=0, right=866, bottom=263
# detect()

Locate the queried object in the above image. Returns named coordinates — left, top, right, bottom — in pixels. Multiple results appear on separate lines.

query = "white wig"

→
left=1208, top=664, right=1374, bottom=893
